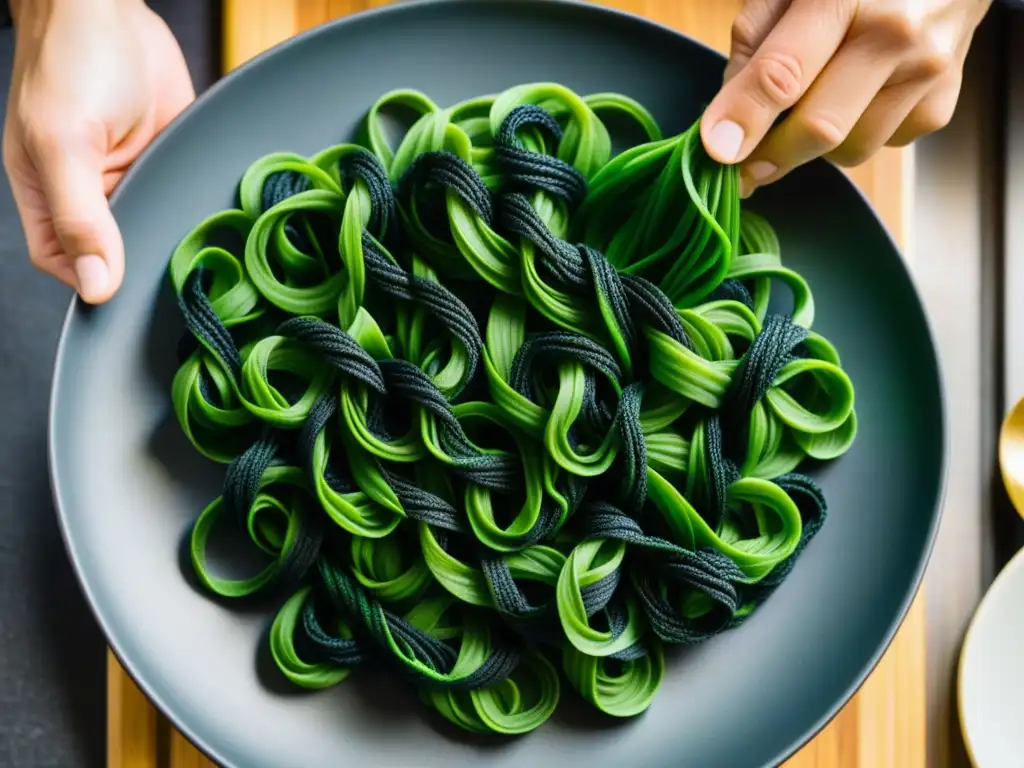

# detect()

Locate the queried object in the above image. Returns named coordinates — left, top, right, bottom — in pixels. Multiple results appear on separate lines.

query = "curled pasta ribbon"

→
left=169, top=82, right=856, bottom=735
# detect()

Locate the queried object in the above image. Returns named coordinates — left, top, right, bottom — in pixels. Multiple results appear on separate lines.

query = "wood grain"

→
left=169, top=730, right=218, bottom=768
left=107, top=653, right=158, bottom=768
left=107, top=2, right=925, bottom=766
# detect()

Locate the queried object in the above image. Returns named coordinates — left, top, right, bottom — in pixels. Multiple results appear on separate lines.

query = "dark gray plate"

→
left=47, top=1, right=946, bottom=766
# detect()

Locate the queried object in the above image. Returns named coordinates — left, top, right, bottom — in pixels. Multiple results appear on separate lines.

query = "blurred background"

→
left=0, top=1, right=1019, bottom=766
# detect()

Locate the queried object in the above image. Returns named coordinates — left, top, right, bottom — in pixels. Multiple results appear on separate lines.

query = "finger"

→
left=828, top=38, right=968, bottom=167
left=700, top=0, right=857, bottom=164
left=3, top=139, right=79, bottom=288
left=723, top=0, right=794, bottom=84
left=9, top=186, right=79, bottom=288
left=887, top=57, right=964, bottom=148
left=25, top=130, right=125, bottom=304
left=737, top=35, right=901, bottom=197
left=824, top=79, right=930, bottom=168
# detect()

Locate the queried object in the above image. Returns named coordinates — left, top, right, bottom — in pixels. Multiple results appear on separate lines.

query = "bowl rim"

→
left=46, top=1, right=950, bottom=765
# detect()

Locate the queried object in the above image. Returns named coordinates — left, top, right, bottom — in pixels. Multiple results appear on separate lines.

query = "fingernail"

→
left=739, top=176, right=755, bottom=200
left=74, top=254, right=108, bottom=302
left=706, top=120, right=745, bottom=163
left=747, top=161, right=778, bottom=183
left=740, top=162, right=778, bottom=199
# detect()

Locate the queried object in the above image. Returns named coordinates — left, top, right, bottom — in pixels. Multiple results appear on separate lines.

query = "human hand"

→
left=3, top=0, right=194, bottom=304
left=700, top=0, right=992, bottom=198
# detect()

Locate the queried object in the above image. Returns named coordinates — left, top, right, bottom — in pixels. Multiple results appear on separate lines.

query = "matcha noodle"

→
left=167, top=83, right=856, bottom=735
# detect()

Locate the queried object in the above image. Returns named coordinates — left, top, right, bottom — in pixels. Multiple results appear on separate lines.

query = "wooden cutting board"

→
left=107, top=2, right=926, bottom=766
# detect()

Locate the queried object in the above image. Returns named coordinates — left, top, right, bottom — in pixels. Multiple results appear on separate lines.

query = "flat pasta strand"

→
left=167, top=82, right=857, bottom=734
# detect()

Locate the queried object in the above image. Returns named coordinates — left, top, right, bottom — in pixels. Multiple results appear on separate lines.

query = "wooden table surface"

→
left=107, top=2, right=926, bottom=766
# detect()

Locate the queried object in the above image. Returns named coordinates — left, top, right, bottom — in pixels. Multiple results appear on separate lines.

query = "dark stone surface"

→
left=0, top=3, right=217, bottom=765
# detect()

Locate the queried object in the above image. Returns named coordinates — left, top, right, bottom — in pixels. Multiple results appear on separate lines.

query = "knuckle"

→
left=829, top=144, right=873, bottom=168
left=861, top=7, right=923, bottom=51
left=52, top=214, right=101, bottom=251
left=889, top=36, right=957, bottom=84
left=749, top=52, right=804, bottom=110
left=915, top=35, right=955, bottom=79
left=730, top=12, right=760, bottom=58
left=899, top=51, right=950, bottom=82
left=797, top=110, right=848, bottom=151
left=889, top=97, right=956, bottom=148
left=912, top=102, right=955, bottom=137
left=920, top=55, right=949, bottom=81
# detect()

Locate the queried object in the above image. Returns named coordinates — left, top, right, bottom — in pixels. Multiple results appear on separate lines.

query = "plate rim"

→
left=46, top=1, right=950, bottom=765
left=957, top=543, right=1024, bottom=767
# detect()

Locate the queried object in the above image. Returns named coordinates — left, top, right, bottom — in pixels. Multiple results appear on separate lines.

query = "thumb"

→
left=27, top=130, right=125, bottom=304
